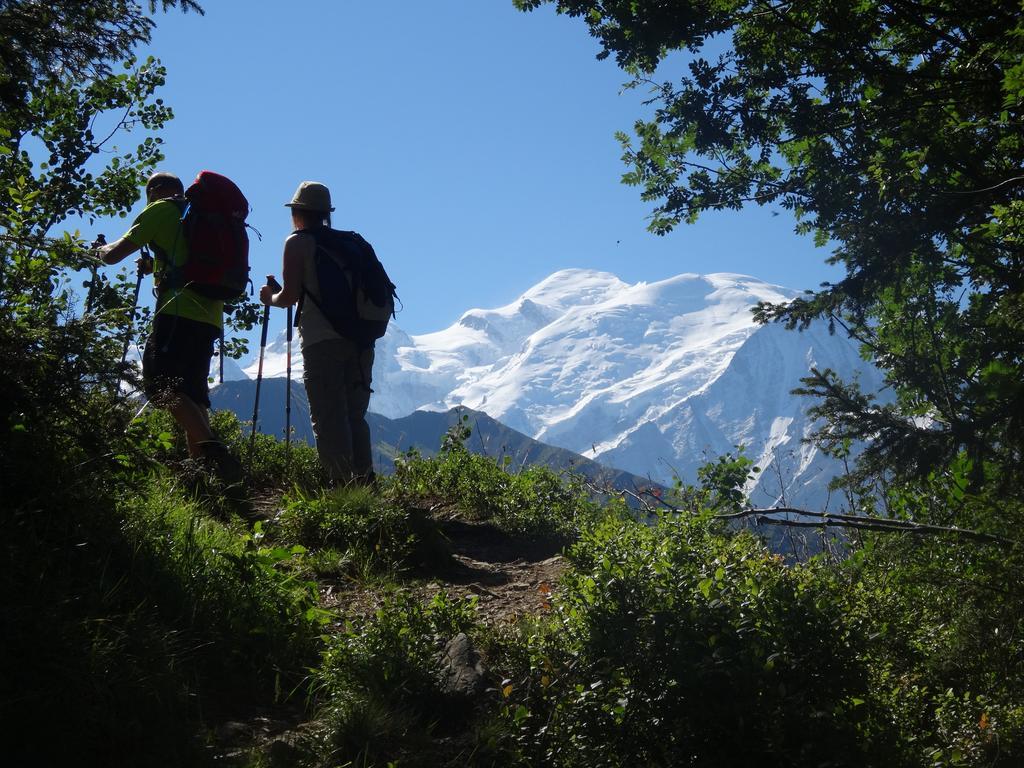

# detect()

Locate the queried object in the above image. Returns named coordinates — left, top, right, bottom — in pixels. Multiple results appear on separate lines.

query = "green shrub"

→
left=390, top=435, right=596, bottom=541
left=129, top=407, right=324, bottom=492
left=118, top=479, right=327, bottom=678
left=1, top=496, right=203, bottom=765
left=843, top=530, right=1024, bottom=766
left=1, top=449, right=329, bottom=765
left=494, top=512, right=878, bottom=767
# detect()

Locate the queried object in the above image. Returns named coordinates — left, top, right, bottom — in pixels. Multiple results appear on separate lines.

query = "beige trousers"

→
left=302, top=338, right=375, bottom=483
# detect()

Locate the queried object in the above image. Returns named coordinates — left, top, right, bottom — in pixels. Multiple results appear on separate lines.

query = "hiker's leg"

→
left=303, top=339, right=355, bottom=483
left=143, top=314, right=219, bottom=458
left=346, top=346, right=375, bottom=478
left=167, top=394, right=214, bottom=457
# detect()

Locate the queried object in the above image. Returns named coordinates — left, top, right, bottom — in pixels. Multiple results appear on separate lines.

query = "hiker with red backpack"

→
left=260, top=181, right=396, bottom=487
left=97, top=170, right=248, bottom=483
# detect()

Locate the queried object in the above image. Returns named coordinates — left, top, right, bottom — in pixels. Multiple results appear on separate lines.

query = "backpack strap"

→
left=291, top=225, right=338, bottom=327
left=155, top=197, right=190, bottom=292
left=292, top=227, right=310, bottom=326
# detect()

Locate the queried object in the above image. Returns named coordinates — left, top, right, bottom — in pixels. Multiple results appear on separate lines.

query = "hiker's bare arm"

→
left=97, top=237, right=141, bottom=265
left=262, top=234, right=305, bottom=307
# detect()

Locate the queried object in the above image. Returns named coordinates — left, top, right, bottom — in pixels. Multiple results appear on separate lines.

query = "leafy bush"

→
left=391, top=422, right=596, bottom=541
left=139, top=407, right=324, bottom=492
left=479, top=480, right=1024, bottom=768
left=494, top=512, right=879, bottom=767
left=842, top=529, right=1024, bottom=766
left=1, top=487, right=203, bottom=765
left=1, top=465, right=327, bottom=766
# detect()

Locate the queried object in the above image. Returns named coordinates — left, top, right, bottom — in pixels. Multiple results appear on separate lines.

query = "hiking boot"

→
left=196, top=440, right=244, bottom=488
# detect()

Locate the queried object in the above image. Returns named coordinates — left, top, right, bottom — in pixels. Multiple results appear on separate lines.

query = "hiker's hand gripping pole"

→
left=265, top=275, right=282, bottom=298
left=248, top=275, right=280, bottom=475
left=84, top=234, right=106, bottom=314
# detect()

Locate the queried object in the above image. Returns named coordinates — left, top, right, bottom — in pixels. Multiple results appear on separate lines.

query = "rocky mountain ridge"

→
left=231, top=269, right=886, bottom=507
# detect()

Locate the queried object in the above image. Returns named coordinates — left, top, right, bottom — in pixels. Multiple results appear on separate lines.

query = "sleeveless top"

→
left=292, top=231, right=342, bottom=351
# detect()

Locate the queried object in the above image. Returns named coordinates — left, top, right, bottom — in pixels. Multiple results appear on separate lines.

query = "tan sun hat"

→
left=284, top=181, right=334, bottom=212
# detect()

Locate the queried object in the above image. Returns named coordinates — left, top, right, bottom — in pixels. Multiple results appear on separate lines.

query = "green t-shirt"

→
left=123, top=199, right=223, bottom=329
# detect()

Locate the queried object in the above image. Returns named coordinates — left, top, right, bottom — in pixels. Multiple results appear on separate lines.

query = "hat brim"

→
left=285, top=202, right=335, bottom=212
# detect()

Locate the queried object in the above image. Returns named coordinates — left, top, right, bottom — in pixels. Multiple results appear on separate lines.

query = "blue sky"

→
left=103, top=0, right=840, bottom=338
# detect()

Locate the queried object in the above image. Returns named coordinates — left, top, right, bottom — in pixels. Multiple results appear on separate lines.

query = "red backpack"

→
left=168, top=170, right=251, bottom=300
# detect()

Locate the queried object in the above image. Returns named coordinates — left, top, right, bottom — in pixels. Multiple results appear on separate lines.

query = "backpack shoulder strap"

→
left=154, top=197, right=191, bottom=287
left=291, top=226, right=340, bottom=326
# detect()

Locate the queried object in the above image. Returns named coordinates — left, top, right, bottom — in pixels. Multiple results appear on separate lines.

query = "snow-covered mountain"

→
left=212, top=352, right=249, bottom=382
left=238, top=269, right=886, bottom=507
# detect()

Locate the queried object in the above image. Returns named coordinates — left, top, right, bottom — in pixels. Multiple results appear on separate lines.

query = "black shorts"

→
left=142, top=314, right=219, bottom=408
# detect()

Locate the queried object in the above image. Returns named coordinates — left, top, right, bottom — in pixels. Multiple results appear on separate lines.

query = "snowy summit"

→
left=241, top=269, right=884, bottom=507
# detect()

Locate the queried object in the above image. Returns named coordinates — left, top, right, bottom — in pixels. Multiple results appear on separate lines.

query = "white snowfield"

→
left=239, top=269, right=886, bottom=508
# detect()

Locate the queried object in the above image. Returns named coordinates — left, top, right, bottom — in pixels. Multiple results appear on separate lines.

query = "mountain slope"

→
left=238, top=269, right=884, bottom=507
left=597, top=320, right=886, bottom=506
left=209, top=380, right=653, bottom=490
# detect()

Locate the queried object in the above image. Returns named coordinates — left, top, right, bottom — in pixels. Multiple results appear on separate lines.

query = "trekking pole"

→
left=285, top=304, right=293, bottom=473
left=123, top=400, right=151, bottom=434
left=84, top=234, right=106, bottom=314
left=119, top=248, right=150, bottom=368
left=248, top=275, right=278, bottom=475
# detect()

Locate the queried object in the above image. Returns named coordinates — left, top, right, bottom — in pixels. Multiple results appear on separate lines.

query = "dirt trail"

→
left=418, top=517, right=567, bottom=624
left=319, top=509, right=569, bottom=626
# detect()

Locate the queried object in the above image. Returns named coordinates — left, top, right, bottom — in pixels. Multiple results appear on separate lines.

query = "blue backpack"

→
left=295, top=226, right=397, bottom=348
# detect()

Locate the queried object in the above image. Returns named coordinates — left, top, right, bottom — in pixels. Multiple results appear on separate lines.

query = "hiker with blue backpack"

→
left=96, top=170, right=249, bottom=484
left=260, top=181, right=396, bottom=487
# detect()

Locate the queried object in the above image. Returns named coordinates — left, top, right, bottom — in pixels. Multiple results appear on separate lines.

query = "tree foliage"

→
left=0, top=0, right=202, bottom=118
left=516, top=0, right=1024, bottom=505
left=0, top=0, right=265, bottom=505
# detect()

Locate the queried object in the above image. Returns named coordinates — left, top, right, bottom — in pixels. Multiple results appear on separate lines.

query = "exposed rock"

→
left=267, top=736, right=302, bottom=766
left=437, top=633, right=486, bottom=698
